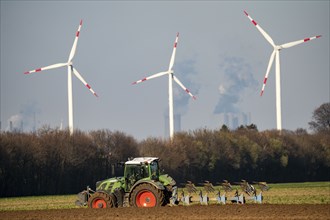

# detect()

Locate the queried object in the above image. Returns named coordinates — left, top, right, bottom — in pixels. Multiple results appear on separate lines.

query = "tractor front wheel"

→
left=130, top=183, right=164, bottom=207
left=88, top=192, right=116, bottom=208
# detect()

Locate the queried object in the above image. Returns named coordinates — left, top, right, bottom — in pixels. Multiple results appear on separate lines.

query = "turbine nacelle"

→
left=169, top=70, right=174, bottom=78
left=275, top=45, right=282, bottom=51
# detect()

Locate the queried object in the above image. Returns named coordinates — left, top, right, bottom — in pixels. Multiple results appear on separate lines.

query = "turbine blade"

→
left=168, top=32, right=179, bottom=71
left=260, top=50, right=276, bottom=96
left=24, top=63, right=67, bottom=74
left=132, top=71, right=169, bottom=85
left=68, top=20, right=83, bottom=63
left=173, top=75, right=196, bottom=100
left=244, top=11, right=276, bottom=47
left=72, top=67, right=98, bottom=97
left=280, top=35, right=321, bottom=49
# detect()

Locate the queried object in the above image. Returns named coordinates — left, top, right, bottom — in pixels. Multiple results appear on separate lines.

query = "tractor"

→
left=75, top=157, right=178, bottom=208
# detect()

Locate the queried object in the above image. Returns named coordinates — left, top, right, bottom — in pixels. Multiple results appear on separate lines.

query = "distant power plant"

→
left=163, top=112, right=251, bottom=138
left=210, top=112, right=251, bottom=130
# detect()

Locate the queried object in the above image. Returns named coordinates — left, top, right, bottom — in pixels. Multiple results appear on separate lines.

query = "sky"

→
left=1, top=1, right=329, bottom=140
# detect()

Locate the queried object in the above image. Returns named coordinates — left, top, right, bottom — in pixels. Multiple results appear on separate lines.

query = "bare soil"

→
left=0, top=204, right=329, bottom=220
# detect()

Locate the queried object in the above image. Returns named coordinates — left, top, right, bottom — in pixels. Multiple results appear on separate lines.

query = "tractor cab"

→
left=124, top=157, right=160, bottom=191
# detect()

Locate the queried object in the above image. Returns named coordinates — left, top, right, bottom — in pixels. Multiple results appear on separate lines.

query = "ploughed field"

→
left=1, top=204, right=329, bottom=220
left=0, top=182, right=329, bottom=220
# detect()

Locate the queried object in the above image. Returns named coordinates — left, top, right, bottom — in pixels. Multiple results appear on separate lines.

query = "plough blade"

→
left=202, top=181, right=215, bottom=193
left=220, top=180, right=233, bottom=192
left=184, top=181, right=198, bottom=194
left=253, top=181, right=270, bottom=191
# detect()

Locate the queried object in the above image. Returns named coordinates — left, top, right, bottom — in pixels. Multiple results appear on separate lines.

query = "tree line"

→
left=0, top=126, right=329, bottom=197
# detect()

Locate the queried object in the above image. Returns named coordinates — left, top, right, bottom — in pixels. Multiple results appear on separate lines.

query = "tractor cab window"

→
left=126, top=165, right=147, bottom=180
left=150, top=161, right=159, bottom=180
left=140, top=164, right=149, bottom=178
left=125, top=164, right=149, bottom=190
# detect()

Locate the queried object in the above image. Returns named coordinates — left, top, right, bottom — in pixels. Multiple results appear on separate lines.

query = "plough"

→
left=179, top=180, right=270, bottom=205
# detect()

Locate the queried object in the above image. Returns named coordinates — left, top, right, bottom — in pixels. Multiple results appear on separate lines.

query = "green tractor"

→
left=76, top=157, right=178, bottom=208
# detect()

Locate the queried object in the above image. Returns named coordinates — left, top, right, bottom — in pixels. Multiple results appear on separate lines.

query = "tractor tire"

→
left=113, top=188, right=125, bottom=207
left=110, top=193, right=117, bottom=207
left=129, top=183, right=165, bottom=207
left=87, top=192, right=115, bottom=208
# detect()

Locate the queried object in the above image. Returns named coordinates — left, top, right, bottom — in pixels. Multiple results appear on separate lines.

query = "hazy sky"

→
left=1, top=1, right=329, bottom=140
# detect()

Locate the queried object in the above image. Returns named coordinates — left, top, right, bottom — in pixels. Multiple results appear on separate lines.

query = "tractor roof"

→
left=125, top=157, right=159, bottom=165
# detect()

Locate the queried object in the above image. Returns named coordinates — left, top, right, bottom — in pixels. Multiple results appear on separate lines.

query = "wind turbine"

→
left=244, top=10, right=321, bottom=131
left=132, top=33, right=196, bottom=139
left=24, top=20, right=98, bottom=135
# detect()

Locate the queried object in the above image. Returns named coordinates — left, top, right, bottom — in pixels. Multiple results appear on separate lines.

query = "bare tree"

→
left=309, top=102, right=330, bottom=133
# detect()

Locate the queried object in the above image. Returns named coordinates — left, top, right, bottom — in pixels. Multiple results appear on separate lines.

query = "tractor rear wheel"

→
left=130, top=183, right=164, bottom=207
left=88, top=192, right=115, bottom=208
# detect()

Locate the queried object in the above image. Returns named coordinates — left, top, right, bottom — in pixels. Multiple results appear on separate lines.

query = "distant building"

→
left=211, top=112, right=251, bottom=130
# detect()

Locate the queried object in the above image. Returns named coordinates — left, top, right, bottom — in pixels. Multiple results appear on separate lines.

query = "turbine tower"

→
left=132, top=33, right=196, bottom=139
left=24, top=20, right=98, bottom=135
left=244, top=11, right=321, bottom=130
